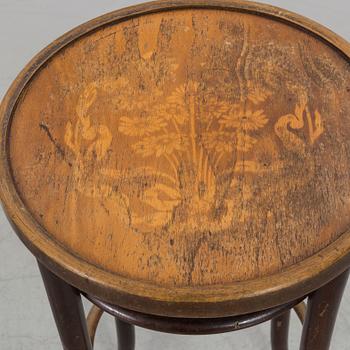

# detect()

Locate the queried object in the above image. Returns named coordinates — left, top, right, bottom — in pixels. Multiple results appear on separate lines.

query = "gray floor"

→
left=1, top=0, right=350, bottom=349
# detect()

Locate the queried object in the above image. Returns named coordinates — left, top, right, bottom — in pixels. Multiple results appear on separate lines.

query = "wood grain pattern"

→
left=2, top=0, right=350, bottom=317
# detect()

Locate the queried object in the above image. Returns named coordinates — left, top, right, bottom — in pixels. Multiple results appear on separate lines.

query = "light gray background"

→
left=0, top=1, right=349, bottom=349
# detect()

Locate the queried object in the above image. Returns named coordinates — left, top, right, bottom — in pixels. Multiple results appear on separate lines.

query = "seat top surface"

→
left=2, top=0, right=350, bottom=317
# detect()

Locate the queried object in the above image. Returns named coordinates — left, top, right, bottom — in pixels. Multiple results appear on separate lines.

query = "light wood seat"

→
left=1, top=0, right=350, bottom=319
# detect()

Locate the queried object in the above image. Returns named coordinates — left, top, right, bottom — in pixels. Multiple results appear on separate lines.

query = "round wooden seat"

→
left=1, top=0, right=350, bottom=318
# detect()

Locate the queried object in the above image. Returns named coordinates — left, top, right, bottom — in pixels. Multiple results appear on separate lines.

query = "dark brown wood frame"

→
left=39, top=262, right=349, bottom=349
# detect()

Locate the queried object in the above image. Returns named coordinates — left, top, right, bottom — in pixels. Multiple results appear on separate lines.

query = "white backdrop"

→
left=0, top=1, right=349, bottom=349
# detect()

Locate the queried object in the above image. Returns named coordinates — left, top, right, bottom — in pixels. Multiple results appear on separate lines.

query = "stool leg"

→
left=38, top=262, right=92, bottom=350
left=115, top=317, right=135, bottom=350
left=271, top=309, right=291, bottom=350
left=299, top=269, right=349, bottom=350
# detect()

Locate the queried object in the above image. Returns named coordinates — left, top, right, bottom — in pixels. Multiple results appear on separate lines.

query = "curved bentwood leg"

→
left=271, top=310, right=291, bottom=350
left=115, top=318, right=135, bottom=350
left=38, top=261, right=92, bottom=350
left=300, top=270, right=349, bottom=350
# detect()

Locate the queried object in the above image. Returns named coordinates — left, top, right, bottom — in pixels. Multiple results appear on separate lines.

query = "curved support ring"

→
left=84, top=294, right=303, bottom=335
left=87, top=305, right=104, bottom=347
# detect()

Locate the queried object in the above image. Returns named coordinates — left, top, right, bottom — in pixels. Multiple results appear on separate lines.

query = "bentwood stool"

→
left=1, top=1, right=350, bottom=349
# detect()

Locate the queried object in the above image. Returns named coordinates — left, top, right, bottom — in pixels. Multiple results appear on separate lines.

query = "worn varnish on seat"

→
left=1, top=0, right=350, bottom=317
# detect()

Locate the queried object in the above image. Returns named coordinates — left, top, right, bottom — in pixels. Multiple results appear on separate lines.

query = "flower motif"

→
left=118, top=115, right=167, bottom=136
left=220, top=105, right=268, bottom=131
left=158, top=86, right=189, bottom=125
left=200, top=97, right=231, bottom=122
left=132, top=133, right=188, bottom=157
left=65, top=84, right=113, bottom=161
left=247, top=80, right=271, bottom=105
left=165, top=80, right=200, bottom=106
left=167, top=86, right=186, bottom=105
left=87, top=125, right=113, bottom=160
left=157, top=102, right=188, bottom=125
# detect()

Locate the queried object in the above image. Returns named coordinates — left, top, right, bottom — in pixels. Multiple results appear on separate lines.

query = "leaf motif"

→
left=143, top=184, right=181, bottom=211
left=132, top=167, right=177, bottom=184
left=314, top=110, right=323, bottom=130
left=294, top=105, right=303, bottom=120
left=274, top=115, right=306, bottom=154
left=143, top=198, right=177, bottom=212
left=150, top=184, right=181, bottom=199
left=309, top=109, right=324, bottom=144
left=131, top=211, right=173, bottom=231
left=294, top=98, right=307, bottom=121
left=80, top=115, right=91, bottom=129
left=64, top=121, right=75, bottom=151
left=88, top=125, right=112, bottom=160
left=82, top=126, right=96, bottom=141
left=76, top=84, right=97, bottom=117
left=247, top=90, right=271, bottom=105
left=82, top=85, right=97, bottom=108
